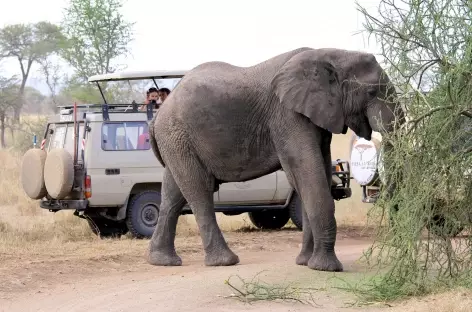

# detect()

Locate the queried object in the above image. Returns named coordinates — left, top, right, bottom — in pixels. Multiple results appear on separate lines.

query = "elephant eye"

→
left=367, top=88, right=377, bottom=98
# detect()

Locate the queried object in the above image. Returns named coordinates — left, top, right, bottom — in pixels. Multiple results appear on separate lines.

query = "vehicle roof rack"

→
left=57, top=102, right=154, bottom=121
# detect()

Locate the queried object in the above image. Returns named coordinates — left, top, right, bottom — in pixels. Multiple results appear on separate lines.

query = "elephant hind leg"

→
left=163, top=153, right=239, bottom=266
left=148, top=167, right=187, bottom=266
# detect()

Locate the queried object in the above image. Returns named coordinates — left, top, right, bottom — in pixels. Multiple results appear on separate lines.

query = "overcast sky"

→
left=0, top=0, right=382, bottom=94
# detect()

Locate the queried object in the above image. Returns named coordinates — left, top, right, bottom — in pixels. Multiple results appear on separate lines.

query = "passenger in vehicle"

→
left=137, top=126, right=151, bottom=150
left=139, top=87, right=159, bottom=111
left=137, top=132, right=150, bottom=150
left=158, top=88, right=171, bottom=102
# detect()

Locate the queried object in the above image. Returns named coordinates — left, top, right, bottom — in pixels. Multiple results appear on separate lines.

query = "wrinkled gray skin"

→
left=147, top=47, right=402, bottom=272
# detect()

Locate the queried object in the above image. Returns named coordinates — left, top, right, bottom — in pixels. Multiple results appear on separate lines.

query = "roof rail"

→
left=57, top=103, right=155, bottom=121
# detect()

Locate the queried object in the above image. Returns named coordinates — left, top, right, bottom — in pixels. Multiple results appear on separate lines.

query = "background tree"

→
left=354, top=0, right=472, bottom=301
left=0, top=76, right=19, bottom=148
left=37, top=56, right=65, bottom=110
left=0, top=22, right=65, bottom=123
left=60, top=0, right=134, bottom=84
left=22, top=86, right=47, bottom=115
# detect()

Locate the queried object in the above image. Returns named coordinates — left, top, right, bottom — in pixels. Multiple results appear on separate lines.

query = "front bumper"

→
left=331, top=159, right=352, bottom=201
left=332, top=187, right=352, bottom=201
left=40, top=199, right=89, bottom=211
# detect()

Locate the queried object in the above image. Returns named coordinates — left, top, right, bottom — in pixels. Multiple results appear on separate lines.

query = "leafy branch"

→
left=223, top=273, right=323, bottom=306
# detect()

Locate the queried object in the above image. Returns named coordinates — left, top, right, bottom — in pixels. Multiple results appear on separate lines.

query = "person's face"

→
left=148, top=91, right=159, bottom=102
left=159, top=91, right=168, bottom=102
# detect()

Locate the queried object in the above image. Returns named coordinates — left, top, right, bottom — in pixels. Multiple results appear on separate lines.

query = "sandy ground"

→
left=1, top=228, right=471, bottom=312
left=0, top=228, right=383, bottom=312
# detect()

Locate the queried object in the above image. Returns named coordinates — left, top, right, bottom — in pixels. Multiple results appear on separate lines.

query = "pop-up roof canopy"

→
left=88, top=70, right=188, bottom=82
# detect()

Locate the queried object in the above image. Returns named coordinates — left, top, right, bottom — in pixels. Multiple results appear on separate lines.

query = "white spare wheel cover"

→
left=350, top=132, right=382, bottom=186
left=44, top=148, right=74, bottom=199
left=21, top=148, right=48, bottom=199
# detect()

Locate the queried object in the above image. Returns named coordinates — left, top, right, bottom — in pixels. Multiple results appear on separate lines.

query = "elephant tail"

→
left=148, top=111, right=166, bottom=168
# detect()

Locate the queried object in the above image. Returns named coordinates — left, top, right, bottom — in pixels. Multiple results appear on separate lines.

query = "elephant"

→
left=146, top=47, right=403, bottom=272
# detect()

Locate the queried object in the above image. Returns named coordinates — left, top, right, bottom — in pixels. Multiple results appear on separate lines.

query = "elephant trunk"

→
left=366, top=92, right=404, bottom=134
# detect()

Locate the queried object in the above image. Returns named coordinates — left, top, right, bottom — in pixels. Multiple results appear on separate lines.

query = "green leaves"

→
left=60, top=0, right=134, bottom=82
left=0, top=22, right=65, bottom=63
left=354, top=0, right=472, bottom=302
left=0, top=76, right=19, bottom=109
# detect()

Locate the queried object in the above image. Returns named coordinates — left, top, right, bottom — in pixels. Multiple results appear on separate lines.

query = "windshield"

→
left=96, top=78, right=182, bottom=104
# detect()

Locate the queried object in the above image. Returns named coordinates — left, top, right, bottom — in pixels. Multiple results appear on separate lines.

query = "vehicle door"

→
left=89, top=121, right=161, bottom=206
left=217, top=172, right=277, bottom=204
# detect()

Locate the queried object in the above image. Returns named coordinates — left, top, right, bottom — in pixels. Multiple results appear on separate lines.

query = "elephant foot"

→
left=147, top=250, right=182, bottom=266
left=307, top=251, right=343, bottom=272
left=204, top=249, right=240, bottom=266
left=295, top=250, right=312, bottom=266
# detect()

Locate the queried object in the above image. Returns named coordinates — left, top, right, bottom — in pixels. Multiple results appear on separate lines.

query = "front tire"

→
left=248, top=209, right=290, bottom=230
left=126, top=190, right=161, bottom=239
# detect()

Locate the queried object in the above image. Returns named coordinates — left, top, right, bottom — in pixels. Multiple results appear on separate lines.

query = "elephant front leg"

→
left=148, top=168, right=187, bottom=266
left=274, top=128, right=342, bottom=272
left=304, top=130, right=343, bottom=271
left=295, top=132, right=333, bottom=266
left=295, top=208, right=314, bottom=266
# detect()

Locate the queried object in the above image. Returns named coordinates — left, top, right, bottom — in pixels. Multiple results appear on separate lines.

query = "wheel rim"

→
left=141, top=202, right=159, bottom=227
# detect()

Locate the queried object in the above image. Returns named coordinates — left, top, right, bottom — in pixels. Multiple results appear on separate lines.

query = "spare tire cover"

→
left=21, top=148, right=48, bottom=200
left=350, top=133, right=382, bottom=186
left=44, top=148, right=74, bottom=199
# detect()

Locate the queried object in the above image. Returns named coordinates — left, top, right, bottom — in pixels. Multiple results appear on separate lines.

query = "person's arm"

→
left=139, top=98, right=149, bottom=111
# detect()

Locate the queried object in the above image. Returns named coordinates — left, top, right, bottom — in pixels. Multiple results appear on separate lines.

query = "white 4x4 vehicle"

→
left=20, top=70, right=353, bottom=239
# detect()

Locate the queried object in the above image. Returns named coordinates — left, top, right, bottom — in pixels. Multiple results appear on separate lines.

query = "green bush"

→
left=353, top=0, right=472, bottom=301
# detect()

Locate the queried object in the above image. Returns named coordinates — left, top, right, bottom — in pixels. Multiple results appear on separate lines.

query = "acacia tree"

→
left=60, top=0, right=134, bottom=84
left=355, top=0, right=472, bottom=300
left=0, top=22, right=65, bottom=122
left=37, top=56, right=64, bottom=109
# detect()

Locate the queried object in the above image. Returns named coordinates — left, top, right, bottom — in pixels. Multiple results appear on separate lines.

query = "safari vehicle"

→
left=20, top=70, right=353, bottom=239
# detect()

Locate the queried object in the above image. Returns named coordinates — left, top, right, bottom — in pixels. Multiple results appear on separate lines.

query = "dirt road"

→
left=2, top=227, right=471, bottom=312
left=1, top=227, right=392, bottom=312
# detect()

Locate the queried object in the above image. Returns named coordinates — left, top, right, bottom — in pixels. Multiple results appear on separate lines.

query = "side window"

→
left=102, top=121, right=150, bottom=151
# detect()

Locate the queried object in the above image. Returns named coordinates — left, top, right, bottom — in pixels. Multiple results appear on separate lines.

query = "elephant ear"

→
left=271, top=52, right=345, bottom=134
